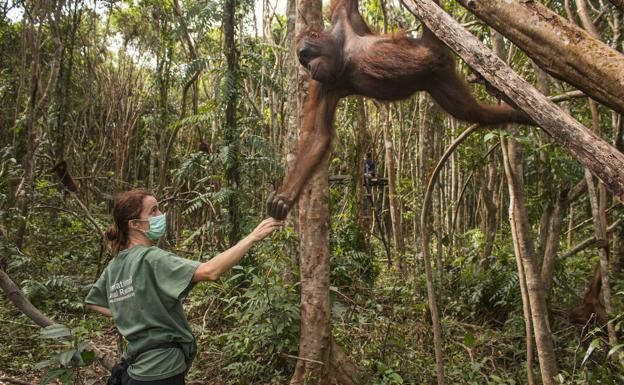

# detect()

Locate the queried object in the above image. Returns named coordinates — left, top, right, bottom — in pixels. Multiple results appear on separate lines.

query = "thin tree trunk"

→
left=282, top=0, right=300, bottom=285
left=354, top=97, right=369, bottom=243
left=507, top=200, right=536, bottom=385
left=613, top=226, right=624, bottom=278
left=560, top=218, right=623, bottom=259
left=223, top=0, right=240, bottom=245
left=382, top=105, right=405, bottom=269
left=155, top=17, right=171, bottom=195
left=584, top=171, right=618, bottom=348
left=480, top=164, right=497, bottom=261
left=540, top=190, right=567, bottom=294
left=501, top=135, right=558, bottom=385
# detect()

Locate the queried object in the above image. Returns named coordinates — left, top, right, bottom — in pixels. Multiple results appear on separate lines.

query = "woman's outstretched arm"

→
left=192, top=218, right=282, bottom=282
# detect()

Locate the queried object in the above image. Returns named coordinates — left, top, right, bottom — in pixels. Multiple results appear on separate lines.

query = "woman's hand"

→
left=193, top=218, right=283, bottom=282
left=248, top=217, right=283, bottom=243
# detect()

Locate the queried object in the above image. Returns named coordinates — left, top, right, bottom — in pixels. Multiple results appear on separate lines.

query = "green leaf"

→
left=58, top=349, right=76, bottom=366
left=58, top=369, right=75, bottom=385
left=40, top=368, right=68, bottom=385
left=80, top=350, right=96, bottom=365
left=483, top=132, right=497, bottom=143
left=40, top=324, right=72, bottom=340
left=463, top=332, right=476, bottom=347
left=581, top=338, right=600, bottom=366
left=607, top=343, right=624, bottom=358
left=34, top=359, right=55, bottom=370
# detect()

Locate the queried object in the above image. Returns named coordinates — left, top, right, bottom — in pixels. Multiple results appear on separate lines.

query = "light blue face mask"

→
left=136, top=214, right=167, bottom=241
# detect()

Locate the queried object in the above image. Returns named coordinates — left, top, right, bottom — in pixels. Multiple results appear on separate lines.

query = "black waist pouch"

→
left=106, top=358, right=129, bottom=385
left=106, top=342, right=183, bottom=385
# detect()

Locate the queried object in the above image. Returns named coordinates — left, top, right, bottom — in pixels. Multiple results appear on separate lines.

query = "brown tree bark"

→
left=289, top=0, right=330, bottom=382
left=453, top=0, right=624, bottom=116
left=382, top=105, right=405, bottom=269
left=282, top=0, right=300, bottom=285
left=291, top=149, right=332, bottom=385
left=479, top=166, right=498, bottom=261
left=540, top=190, right=567, bottom=294
left=354, top=97, right=369, bottom=241
left=560, top=218, right=623, bottom=259
left=613, top=225, right=624, bottom=278
left=501, top=135, right=558, bottom=385
left=402, top=0, right=624, bottom=202
left=508, top=204, right=536, bottom=385
left=490, top=32, right=534, bottom=385
left=584, top=171, right=618, bottom=347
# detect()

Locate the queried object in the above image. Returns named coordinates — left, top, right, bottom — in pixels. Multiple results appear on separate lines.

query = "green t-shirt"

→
left=85, top=245, right=201, bottom=381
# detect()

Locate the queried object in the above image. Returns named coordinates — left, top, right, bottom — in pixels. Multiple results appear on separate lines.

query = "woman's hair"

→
left=106, top=189, right=152, bottom=256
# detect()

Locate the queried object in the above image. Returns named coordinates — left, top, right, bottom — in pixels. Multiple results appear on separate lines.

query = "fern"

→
left=183, top=192, right=211, bottom=215
left=211, top=188, right=234, bottom=205
left=180, top=56, right=214, bottom=85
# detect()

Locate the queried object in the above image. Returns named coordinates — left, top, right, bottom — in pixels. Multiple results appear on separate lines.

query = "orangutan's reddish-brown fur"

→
left=52, top=160, right=79, bottom=193
left=267, top=0, right=535, bottom=219
left=568, top=262, right=607, bottom=326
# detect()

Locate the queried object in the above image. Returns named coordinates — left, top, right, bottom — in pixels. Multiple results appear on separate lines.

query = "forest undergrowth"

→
left=1, top=186, right=623, bottom=385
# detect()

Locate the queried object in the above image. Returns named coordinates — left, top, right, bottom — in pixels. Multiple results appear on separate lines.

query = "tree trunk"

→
left=402, top=0, right=624, bottom=202
left=507, top=203, right=536, bottom=385
left=282, top=0, right=300, bottom=285
left=291, top=150, right=331, bottom=385
left=540, top=190, right=567, bottom=294
left=155, top=17, right=172, bottom=195
left=501, top=135, right=558, bottom=385
left=613, top=226, right=624, bottom=278
left=453, top=0, right=624, bottom=116
left=223, top=0, right=241, bottom=246
left=289, top=0, right=331, bottom=382
left=354, top=97, right=369, bottom=243
left=382, top=105, right=405, bottom=269
left=479, top=164, right=497, bottom=261
left=584, top=171, right=618, bottom=348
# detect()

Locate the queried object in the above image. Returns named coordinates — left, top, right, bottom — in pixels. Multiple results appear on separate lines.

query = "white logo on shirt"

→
left=109, top=277, right=135, bottom=303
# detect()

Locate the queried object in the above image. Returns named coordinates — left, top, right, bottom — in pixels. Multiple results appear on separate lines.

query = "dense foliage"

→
left=1, top=0, right=623, bottom=384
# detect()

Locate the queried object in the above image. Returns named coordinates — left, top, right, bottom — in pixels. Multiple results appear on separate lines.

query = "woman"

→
left=85, top=189, right=282, bottom=384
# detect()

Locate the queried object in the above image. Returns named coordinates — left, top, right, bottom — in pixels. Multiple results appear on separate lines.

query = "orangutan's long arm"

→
left=329, top=0, right=372, bottom=36
left=267, top=82, right=340, bottom=219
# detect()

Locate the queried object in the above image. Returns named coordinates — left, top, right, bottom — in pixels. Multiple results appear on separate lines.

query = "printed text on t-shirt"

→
left=109, top=277, right=135, bottom=303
